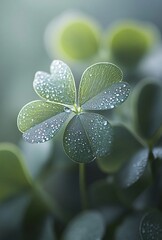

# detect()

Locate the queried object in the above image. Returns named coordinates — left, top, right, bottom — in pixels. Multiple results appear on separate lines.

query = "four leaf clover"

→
left=17, top=60, right=130, bottom=163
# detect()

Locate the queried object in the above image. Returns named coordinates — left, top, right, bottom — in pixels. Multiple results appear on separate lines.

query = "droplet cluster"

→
left=141, top=212, right=162, bottom=240
left=82, top=82, right=130, bottom=110
left=33, top=60, right=75, bottom=105
left=80, top=113, right=112, bottom=157
left=18, top=100, right=65, bottom=132
left=64, top=115, right=95, bottom=163
left=23, top=112, right=69, bottom=143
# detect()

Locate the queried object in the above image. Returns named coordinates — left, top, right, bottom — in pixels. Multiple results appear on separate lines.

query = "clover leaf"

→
left=17, top=60, right=130, bottom=163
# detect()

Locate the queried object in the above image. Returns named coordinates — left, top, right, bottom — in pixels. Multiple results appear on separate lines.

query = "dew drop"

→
left=64, top=106, right=71, bottom=113
left=103, top=120, right=108, bottom=126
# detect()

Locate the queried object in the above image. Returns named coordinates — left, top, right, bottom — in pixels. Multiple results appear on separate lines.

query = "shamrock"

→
left=17, top=60, right=130, bottom=163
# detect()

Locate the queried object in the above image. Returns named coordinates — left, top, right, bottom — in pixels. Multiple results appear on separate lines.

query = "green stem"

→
left=79, top=164, right=88, bottom=210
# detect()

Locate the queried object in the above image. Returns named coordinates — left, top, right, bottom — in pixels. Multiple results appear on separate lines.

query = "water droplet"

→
left=103, top=120, right=108, bottom=126
left=64, top=107, right=71, bottom=113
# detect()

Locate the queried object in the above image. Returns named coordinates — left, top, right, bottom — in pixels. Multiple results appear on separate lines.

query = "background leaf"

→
left=33, top=60, right=76, bottom=105
left=115, top=213, right=142, bottom=240
left=132, top=79, right=162, bottom=141
left=78, top=62, right=123, bottom=106
left=62, top=211, right=105, bottom=240
left=140, top=210, right=162, bottom=240
left=0, top=143, right=32, bottom=201
left=106, top=21, right=157, bottom=66
left=115, top=149, right=152, bottom=205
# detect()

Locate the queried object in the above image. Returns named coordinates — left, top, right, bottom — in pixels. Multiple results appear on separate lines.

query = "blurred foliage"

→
left=1, top=0, right=162, bottom=239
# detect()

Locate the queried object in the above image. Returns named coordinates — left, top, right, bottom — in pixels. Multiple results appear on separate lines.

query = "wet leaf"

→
left=0, top=144, right=32, bottom=201
left=78, top=62, right=123, bottom=106
left=18, top=100, right=71, bottom=143
left=62, top=211, right=105, bottom=240
left=20, top=141, right=52, bottom=178
left=33, top=60, right=76, bottom=105
left=115, top=149, right=152, bottom=204
left=82, top=82, right=130, bottom=110
left=89, top=177, right=121, bottom=207
left=17, top=100, right=66, bottom=133
left=140, top=210, right=162, bottom=240
left=0, top=194, right=31, bottom=240
left=63, top=113, right=112, bottom=163
left=117, top=149, right=149, bottom=188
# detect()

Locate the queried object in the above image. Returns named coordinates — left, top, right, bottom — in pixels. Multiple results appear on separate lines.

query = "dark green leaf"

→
left=0, top=144, right=32, bottom=201
left=33, top=60, right=76, bottom=105
left=140, top=210, right=162, bottom=240
left=115, top=213, right=142, bottom=240
left=63, top=113, right=112, bottom=163
left=133, top=79, right=162, bottom=140
left=117, top=149, right=149, bottom=188
left=97, top=126, right=141, bottom=173
left=62, top=211, right=105, bottom=240
left=78, top=62, right=123, bottom=106
left=115, top=149, right=152, bottom=205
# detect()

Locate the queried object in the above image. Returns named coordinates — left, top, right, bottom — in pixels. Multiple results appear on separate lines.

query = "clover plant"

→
left=17, top=60, right=130, bottom=164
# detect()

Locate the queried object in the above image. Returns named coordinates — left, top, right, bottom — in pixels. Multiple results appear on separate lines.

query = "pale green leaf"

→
left=62, top=211, right=105, bottom=240
left=63, top=113, right=112, bottom=163
left=17, top=101, right=71, bottom=143
left=58, top=16, right=100, bottom=60
left=17, top=100, right=67, bottom=133
left=82, top=82, right=130, bottom=110
left=78, top=62, right=123, bottom=106
left=0, top=143, right=32, bottom=201
left=33, top=60, right=76, bottom=105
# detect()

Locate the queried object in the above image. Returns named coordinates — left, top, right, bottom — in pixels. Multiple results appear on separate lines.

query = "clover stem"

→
left=79, top=163, right=88, bottom=210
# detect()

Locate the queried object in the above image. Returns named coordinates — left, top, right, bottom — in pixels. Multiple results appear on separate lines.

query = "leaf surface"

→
left=33, top=60, right=76, bottom=105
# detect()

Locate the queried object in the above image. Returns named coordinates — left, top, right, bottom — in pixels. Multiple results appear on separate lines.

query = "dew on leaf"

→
left=82, top=82, right=130, bottom=111
left=118, top=149, right=148, bottom=188
left=23, top=112, right=69, bottom=143
left=63, top=115, right=95, bottom=163
left=80, top=113, right=113, bottom=158
left=140, top=211, right=162, bottom=240
left=33, top=60, right=76, bottom=105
